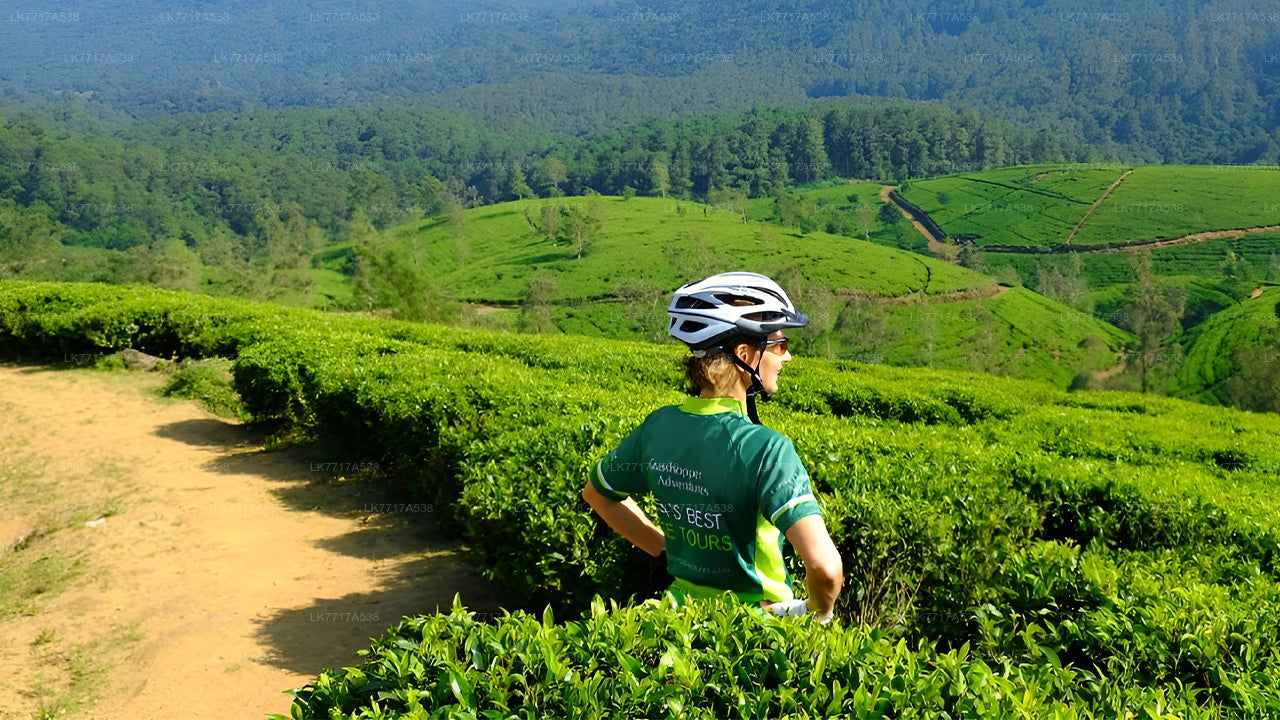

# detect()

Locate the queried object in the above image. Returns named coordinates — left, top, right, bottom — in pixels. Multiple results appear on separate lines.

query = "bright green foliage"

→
left=902, top=165, right=1280, bottom=250
left=1071, top=166, right=1280, bottom=247
left=378, top=196, right=1130, bottom=386
left=398, top=196, right=986, bottom=305
left=984, top=235, right=1279, bottom=326
left=898, top=165, right=1124, bottom=248
left=1175, top=286, right=1280, bottom=405
left=6, top=281, right=1280, bottom=717
left=745, top=182, right=919, bottom=253
left=857, top=288, right=1130, bottom=386
left=159, top=357, right=249, bottom=420
left=280, top=593, right=1280, bottom=719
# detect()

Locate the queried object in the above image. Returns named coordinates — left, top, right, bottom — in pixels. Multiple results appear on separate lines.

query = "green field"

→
left=897, top=164, right=1126, bottom=248
left=1071, top=165, right=1280, bottom=247
left=396, top=196, right=982, bottom=302
left=983, top=234, right=1280, bottom=326
left=747, top=181, right=931, bottom=254
left=378, top=196, right=1130, bottom=386
left=899, top=164, right=1280, bottom=251
left=811, top=287, right=1131, bottom=387
left=4, top=281, right=1280, bottom=718
left=1175, top=286, right=1280, bottom=404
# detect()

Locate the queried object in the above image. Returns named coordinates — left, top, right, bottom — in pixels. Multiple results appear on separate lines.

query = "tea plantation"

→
left=898, top=164, right=1280, bottom=250
left=377, top=195, right=1131, bottom=387
left=4, top=280, right=1280, bottom=718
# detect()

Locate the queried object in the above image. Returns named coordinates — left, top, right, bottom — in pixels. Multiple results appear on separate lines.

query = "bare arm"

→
left=785, top=515, right=843, bottom=618
left=582, top=481, right=665, bottom=557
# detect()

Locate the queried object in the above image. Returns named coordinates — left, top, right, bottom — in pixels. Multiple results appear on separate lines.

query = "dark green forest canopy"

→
left=0, top=101, right=1082, bottom=253
left=1, top=0, right=1277, bottom=162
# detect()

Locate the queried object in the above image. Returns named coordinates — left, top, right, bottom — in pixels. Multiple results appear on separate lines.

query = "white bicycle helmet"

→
left=668, top=271, right=809, bottom=354
left=668, top=272, right=809, bottom=424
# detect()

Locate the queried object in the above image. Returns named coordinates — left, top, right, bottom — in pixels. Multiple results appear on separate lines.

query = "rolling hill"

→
left=888, top=164, right=1280, bottom=408
left=899, top=164, right=1280, bottom=250
left=1175, top=285, right=1280, bottom=406
left=370, top=195, right=1130, bottom=387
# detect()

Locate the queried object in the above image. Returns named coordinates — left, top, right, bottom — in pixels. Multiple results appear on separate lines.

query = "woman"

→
left=583, top=271, right=843, bottom=622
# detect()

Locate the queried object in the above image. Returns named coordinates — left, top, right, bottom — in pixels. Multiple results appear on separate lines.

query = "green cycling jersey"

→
left=591, top=395, right=822, bottom=603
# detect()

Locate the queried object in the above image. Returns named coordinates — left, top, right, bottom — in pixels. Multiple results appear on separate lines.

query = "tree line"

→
left=0, top=99, right=1086, bottom=293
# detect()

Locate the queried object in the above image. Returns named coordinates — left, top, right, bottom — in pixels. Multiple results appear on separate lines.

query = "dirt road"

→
left=880, top=185, right=960, bottom=264
left=0, top=363, right=505, bottom=720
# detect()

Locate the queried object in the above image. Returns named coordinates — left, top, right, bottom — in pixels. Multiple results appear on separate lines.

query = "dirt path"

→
left=1064, top=169, right=1132, bottom=245
left=0, top=363, right=506, bottom=720
left=881, top=186, right=959, bottom=264
left=1088, top=225, right=1280, bottom=254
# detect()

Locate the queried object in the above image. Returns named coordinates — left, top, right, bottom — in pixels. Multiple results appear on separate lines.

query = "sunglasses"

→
left=762, top=336, right=790, bottom=355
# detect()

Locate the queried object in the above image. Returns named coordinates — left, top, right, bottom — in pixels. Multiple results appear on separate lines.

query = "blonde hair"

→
left=682, top=341, right=762, bottom=396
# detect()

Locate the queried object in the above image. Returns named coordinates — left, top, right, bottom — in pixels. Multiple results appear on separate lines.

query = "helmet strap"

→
left=726, top=344, right=770, bottom=425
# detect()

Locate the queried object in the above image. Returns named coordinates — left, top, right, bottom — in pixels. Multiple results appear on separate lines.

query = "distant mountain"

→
left=1, top=0, right=1278, bottom=161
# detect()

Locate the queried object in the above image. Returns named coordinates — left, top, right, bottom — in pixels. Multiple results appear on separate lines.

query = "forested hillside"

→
left=0, top=102, right=1075, bottom=303
left=2, top=0, right=1278, bottom=161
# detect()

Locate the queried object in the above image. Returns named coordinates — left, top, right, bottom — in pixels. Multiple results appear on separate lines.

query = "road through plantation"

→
left=0, top=363, right=505, bottom=720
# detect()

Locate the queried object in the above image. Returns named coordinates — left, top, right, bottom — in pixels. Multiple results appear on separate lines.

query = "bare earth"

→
left=0, top=363, right=506, bottom=720
left=880, top=185, right=960, bottom=264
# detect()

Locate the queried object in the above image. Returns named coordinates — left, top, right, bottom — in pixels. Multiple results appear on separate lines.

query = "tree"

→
left=538, top=203, right=561, bottom=240
left=1034, top=254, right=1089, bottom=312
left=1120, top=252, right=1186, bottom=393
left=1221, top=326, right=1280, bottom=413
left=775, top=188, right=815, bottom=231
left=878, top=200, right=901, bottom=226
left=509, top=165, right=534, bottom=200
left=707, top=187, right=748, bottom=219
left=563, top=195, right=606, bottom=259
left=767, top=265, right=837, bottom=359
left=613, top=278, right=665, bottom=339
left=519, top=271, right=557, bottom=333
left=959, top=245, right=989, bottom=273
left=534, top=157, right=568, bottom=197
left=856, top=196, right=875, bottom=240
left=795, top=117, right=831, bottom=183
left=648, top=154, right=670, bottom=198
left=258, top=201, right=309, bottom=272
left=0, top=199, right=64, bottom=277
left=352, top=231, right=457, bottom=322
left=147, top=238, right=201, bottom=293
left=835, top=294, right=897, bottom=364
left=1218, top=249, right=1253, bottom=301
left=415, top=175, right=449, bottom=216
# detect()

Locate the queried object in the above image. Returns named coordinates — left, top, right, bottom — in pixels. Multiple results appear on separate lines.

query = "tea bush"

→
left=6, top=280, right=1280, bottom=716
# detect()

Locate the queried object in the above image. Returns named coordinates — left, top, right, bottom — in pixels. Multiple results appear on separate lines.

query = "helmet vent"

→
left=678, top=320, right=708, bottom=333
left=675, top=296, right=717, bottom=310
left=713, top=293, right=761, bottom=306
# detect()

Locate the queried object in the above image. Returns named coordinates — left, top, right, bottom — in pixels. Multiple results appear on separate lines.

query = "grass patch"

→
left=25, top=620, right=145, bottom=719
left=0, top=540, right=84, bottom=620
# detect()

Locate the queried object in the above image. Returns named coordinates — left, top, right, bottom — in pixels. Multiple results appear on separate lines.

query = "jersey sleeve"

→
left=590, top=418, right=650, bottom=501
left=755, top=434, right=822, bottom=533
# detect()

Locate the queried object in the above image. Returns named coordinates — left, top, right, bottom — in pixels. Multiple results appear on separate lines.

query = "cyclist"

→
left=582, top=271, right=843, bottom=622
